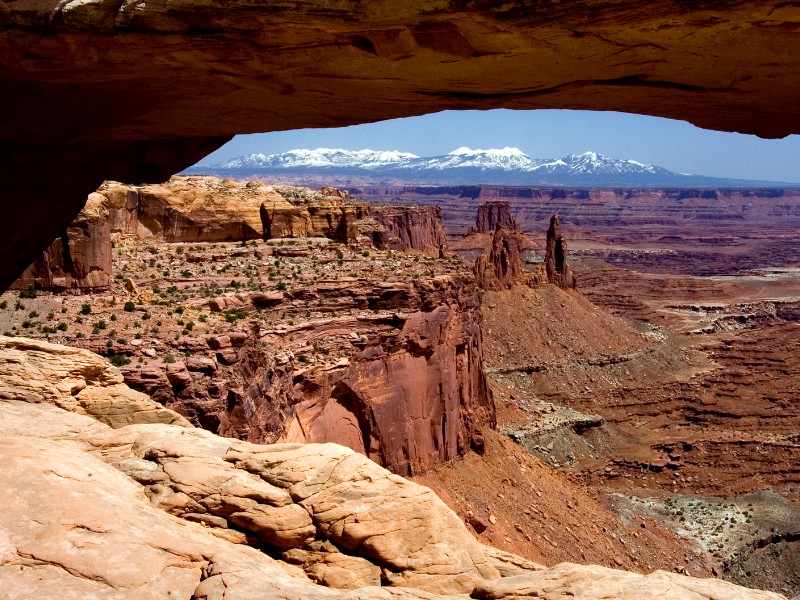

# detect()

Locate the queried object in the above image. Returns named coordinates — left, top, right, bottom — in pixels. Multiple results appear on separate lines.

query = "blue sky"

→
left=199, top=109, right=800, bottom=183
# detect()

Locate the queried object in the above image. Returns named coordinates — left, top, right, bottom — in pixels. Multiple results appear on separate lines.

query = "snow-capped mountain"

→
left=189, top=147, right=788, bottom=187
left=218, top=148, right=420, bottom=170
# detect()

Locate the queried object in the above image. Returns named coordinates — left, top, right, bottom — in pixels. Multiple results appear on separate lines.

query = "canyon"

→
left=4, top=1, right=800, bottom=598
left=3, top=176, right=800, bottom=598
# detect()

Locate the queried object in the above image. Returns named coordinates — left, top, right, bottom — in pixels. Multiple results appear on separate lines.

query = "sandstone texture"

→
left=4, top=1, right=800, bottom=287
left=0, top=337, right=786, bottom=600
left=0, top=336, right=189, bottom=428
left=11, top=192, right=112, bottom=293
left=130, top=273, right=493, bottom=477
left=475, top=227, right=543, bottom=291
left=101, top=177, right=275, bottom=242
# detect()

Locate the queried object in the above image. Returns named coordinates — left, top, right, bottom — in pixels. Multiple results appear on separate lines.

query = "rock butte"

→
left=4, top=1, right=800, bottom=287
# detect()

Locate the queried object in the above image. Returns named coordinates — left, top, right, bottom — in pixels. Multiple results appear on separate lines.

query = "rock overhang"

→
left=3, top=0, right=800, bottom=288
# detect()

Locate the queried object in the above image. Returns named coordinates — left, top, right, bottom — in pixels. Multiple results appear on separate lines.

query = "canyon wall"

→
left=121, top=275, right=494, bottom=477
left=11, top=192, right=112, bottom=293
left=370, top=204, right=448, bottom=254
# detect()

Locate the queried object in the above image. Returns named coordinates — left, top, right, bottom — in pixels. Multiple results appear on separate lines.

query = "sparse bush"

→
left=0, top=300, right=7, bottom=310
left=108, top=354, right=131, bottom=367
left=80, top=303, right=91, bottom=315
left=56, top=322, right=68, bottom=332
left=28, top=311, right=38, bottom=318
left=124, top=301, right=135, bottom=312
left=18, top=285, right=37, bottom=299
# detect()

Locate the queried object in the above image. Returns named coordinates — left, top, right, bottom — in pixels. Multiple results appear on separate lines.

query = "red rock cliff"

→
left=121, top=275, right=494, bottom=476
left=11, top=193, right=112, bottom=293
left=545, top=214, right=577, bottom=289
left=370, top=205, right=448, bottom=254
left=469, top=201, right=519, bottom=235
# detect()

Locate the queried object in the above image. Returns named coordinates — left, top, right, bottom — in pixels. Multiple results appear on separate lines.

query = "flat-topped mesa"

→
left=101, top=176, right=267, bottom=242
left=545, top=214, right=577, bottom=289
left=470, top=201, right=520, bottom=235
left=11, top=193, right=112, bottom=294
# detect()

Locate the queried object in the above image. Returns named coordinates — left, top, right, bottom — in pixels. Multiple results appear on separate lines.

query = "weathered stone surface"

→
left=469, top=202, right=519, bottom=235
left=3, top=1, right=800, bottom=288
left=217, top=276, right=494, bottom=477
left=0, top=340, right=786, bottom=600
left=544, top=214, right=577, bottom=289
left=371, top=205, right=449, bottom=254
left=11, top=192, right=112, bottom=293
left=0, top=336, right=189, bottom=428
left=101, top=177, right=272, bottom=242
left=469, top=562, right=785, bottom=600
left=475, top=227, right=526, bottom=291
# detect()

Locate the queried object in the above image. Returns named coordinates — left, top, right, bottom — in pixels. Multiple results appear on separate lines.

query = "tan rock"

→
left=470, top=562, right=785, bottom=600
left=0, top=342, right=787, bottom=600
left=0, top=336, right=189, bottom=428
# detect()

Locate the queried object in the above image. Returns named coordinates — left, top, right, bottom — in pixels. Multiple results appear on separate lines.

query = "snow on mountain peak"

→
left=448, top=146, right=527, bottom=157
left=209, top=146, right=687, bottom=182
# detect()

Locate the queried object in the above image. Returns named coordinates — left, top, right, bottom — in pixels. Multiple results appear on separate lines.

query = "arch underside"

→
left=2, top=0, right=799, bottom=288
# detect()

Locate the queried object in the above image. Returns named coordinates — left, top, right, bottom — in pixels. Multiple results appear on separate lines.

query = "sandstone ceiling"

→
left=2, top=0, right=800, bottom=289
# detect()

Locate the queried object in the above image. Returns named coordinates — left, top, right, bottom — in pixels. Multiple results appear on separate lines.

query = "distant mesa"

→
left=189, top=147, right=794, bottom=188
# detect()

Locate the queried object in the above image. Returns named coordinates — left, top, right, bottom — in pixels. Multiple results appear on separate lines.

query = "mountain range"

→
left=187, top=147, right=794, bottom=187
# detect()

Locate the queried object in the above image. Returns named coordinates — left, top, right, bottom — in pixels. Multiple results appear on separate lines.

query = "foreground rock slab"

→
left=0, top=337, right=787, bottom=600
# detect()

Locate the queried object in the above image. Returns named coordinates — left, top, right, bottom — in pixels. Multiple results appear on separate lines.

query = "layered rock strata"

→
left=370, top=204, right=448, bottom=254
left=123, top=274, right=494, bottom=477
left=11, top=192, right=113, bottom=293
left=545, top=214, right=577, bottom=289
left=101, top=177, right=272, bottom=242
left=0, top=336, right=786, bottom=600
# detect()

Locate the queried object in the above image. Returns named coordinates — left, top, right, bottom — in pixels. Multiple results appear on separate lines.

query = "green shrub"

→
left=56, top=322, right=68, bottom=331
left=108, top=354, right=131, bottom=367
left=18, top=285, right=37, bottom=299
left=124, top=301, right=136, bottom=312
left=164, top=355, right=176, bottom=364
left=80, top=303, right=91, bottom=315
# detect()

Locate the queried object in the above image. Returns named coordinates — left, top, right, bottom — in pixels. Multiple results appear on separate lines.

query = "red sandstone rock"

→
left=470, top=201, right=520, bottom=235
left=545, top=214, right=576, bottom=289
left=12, top=192, right=112, bottom=293
left=370, top=205, right=449, bottom=254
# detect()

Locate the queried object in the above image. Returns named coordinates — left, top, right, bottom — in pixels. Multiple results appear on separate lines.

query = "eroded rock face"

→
left=101, top=177, right=272, bottom=242
left=125, top=275, right=494, bottom=477
left=0, top=338, right=786, bottom=600
left=0, top=336, right=189, bottom=428
left=371, top=205, right=448, bottom=254
left=475, top=227, right=526, bottom=291
left=545, top=214, right=576, bottom=289
left=470, top=202, right=519, bottom=235
left=3, top=2, right=800, bottom=288
left=11, top=192, right=112, bottom=293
